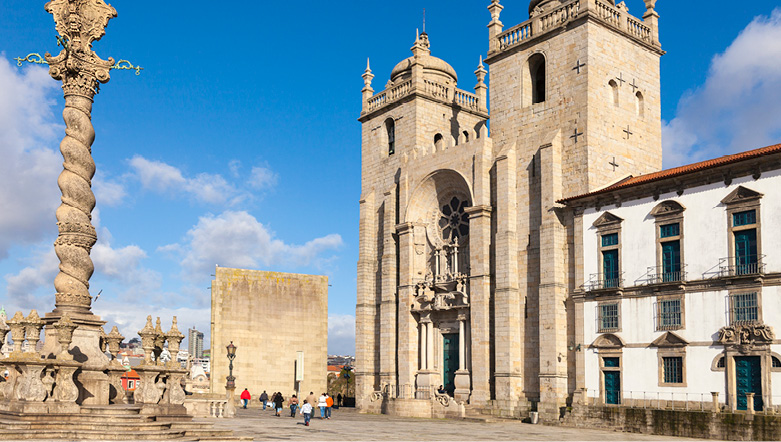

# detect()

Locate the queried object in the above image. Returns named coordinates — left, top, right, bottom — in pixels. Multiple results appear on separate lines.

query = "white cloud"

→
left=662, top=8, right=781, bottom=167
left=0, top=58, right=62, bottom=260
left=128, top=155, right=242, bottom=205
left=4, top=248, right=59, bottom=309
left=91, top=227, right=162, bottom=301
left=249, top=164, right=278, bottom=189
left=93, top=174, right=128, bottom=207
left=174, top=210, right=343, bottom=278
left=328, top=314, right=355, bottom=355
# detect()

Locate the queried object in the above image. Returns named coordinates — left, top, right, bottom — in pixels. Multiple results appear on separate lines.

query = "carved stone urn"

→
left=53, top=313, right=78, bottom=360
left=105, top=326, right=124, bottom=366
left=7, top=311, right=26, bottom=355
left=138, top=315, right=157, bottom=365
left=153, top=317, right=166, bottom=365
left=165, top=317, right=184, bottom=368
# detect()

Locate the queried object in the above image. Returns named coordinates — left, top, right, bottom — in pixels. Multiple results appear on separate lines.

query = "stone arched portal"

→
left=403, top=170, right=473, bottom=402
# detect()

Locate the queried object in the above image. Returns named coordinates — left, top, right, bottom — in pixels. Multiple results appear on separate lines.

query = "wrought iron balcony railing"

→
left=583, top=273, right=624, bottom=292
left=644, top=265, right=687, bottom=285
left=718, top=255, right=765, bottom=277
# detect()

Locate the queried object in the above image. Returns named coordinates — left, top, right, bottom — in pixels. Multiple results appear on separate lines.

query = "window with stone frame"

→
left=592, top=212, right=623, bottom=290
left=663, top=356, right=684, bottom=384
left=656, top=296, right=684, bottom=331
left=729, top=291, right=760, bottom=325
left=650, top=200, right=685, bottom=284
left=721, top=186, right=763, bottom=276
left=598, top=302, right=620, bottom=333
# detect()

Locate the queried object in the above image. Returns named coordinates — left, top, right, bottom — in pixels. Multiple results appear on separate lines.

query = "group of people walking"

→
left=238, top=388, right=338, bottom=427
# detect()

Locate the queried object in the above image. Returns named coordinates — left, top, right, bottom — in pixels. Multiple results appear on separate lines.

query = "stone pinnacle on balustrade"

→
left=165, top=317, right=184, bottom=368
left=24, top=310, right=44, bottom=356
left=7, top=311, right=26, bottom=356
left=52, top=313, right=78, bottom=360
left=105, top=326, right=124, bottom=366
left=153, top=317, right=165, bottom=365
left=138, top=315, right=156, bottom=365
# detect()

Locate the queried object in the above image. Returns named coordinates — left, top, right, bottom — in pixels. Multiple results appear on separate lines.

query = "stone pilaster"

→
left=396, top=222, right=419, bottom=398
left=494, top=147, right=525, bottom=402
left=356, top=192, right=378, bottom=405
left=379, top=188, right=398, bottom=392
left=466, top=205, right=492, bottom=404
left=538, top=136, right=569, bottom=421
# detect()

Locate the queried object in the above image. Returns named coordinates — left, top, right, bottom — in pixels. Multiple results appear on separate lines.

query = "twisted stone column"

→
left=53, top=90, right=98, bottom=313
left=44, top=0, right=117, bottom=316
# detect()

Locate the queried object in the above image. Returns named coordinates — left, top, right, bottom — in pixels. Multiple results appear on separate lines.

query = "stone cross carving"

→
left=623, top=125, right=633, bottom=139
left=572, top=59, right=586, bottom=74
left=615, top=72, right=626, bottom=86
left=43, top=0, right=118, bottom=315
left=570, top=127, right=584, bottom=143
left=609, top=157, right=620, bottom=172
left=629, top=78, right=639, bottom=93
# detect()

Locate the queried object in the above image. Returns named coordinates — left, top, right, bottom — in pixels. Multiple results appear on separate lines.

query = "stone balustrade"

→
left=0, top=311, right=188, bottom=415
left=184, top=394, right=229, bottom=418
left=492, top=0, right=659, bottom=56
left=365, top=80, right=483, bottom=116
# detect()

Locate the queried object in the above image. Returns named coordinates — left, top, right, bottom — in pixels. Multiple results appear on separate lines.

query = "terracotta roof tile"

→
left=559, top=143, right=781, bottom=203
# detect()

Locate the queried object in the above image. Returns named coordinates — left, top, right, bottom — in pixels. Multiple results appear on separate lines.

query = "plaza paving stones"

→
left=201, top=407, right=701, bottom=441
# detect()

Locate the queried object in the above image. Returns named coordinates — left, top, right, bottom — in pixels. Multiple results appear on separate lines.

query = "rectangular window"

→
left=658, top=298, right=682, bottom=330
left=663, top=357, right=683, bottom=384
left=602, top=233, right=619, bottom=247
left=599, top=303, right=620, bottom=332
left=734, top=229, right=758, bottom=274
left=733, top=210, right=757, bottom=227
left=660, top=223, right=680, bottom=238
left=603, top=357, right=620, bottom=368
left=731, top=292, right=758, bottom=324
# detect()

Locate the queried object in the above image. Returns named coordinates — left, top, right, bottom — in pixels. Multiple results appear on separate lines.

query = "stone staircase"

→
left=0, top=405, right=251, bottom=441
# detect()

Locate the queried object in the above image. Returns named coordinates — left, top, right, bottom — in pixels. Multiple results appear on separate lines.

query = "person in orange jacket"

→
left=325, top=393, right=334, bottom=419
left=240, top=388, right=251, bottom=409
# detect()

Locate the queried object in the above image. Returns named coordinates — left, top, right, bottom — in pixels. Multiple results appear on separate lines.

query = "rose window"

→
left=438, top=197, right=469, bottom=241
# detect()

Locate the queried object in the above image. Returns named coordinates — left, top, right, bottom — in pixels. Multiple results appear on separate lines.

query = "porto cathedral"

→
left=356, top=0, right=781, bottom=423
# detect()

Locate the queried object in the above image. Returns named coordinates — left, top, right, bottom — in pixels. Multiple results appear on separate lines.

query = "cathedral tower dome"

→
left=389, top=31, right=458, bottom=84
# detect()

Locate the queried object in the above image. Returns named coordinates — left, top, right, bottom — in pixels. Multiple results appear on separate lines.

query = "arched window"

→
left=636, top=91, right=645, bottom=118
left=462, top=131, right=470, bottom=143
left=385, top=118, right=395, bottom=155
left=773, top=356, right=781, bottom=368
left=434, top=133, right=444, bottom=150
left=529, top=54, right=546, bottom=104
left=609, top=80, right=619, bottom=107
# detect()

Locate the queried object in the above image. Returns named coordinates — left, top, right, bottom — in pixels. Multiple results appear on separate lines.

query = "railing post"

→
left=711, top=392, right=720, bottom=413
left=747, top=393, right=755, bottom=415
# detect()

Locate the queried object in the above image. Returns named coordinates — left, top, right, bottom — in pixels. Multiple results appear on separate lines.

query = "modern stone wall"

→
left=210, top=267, right=328, bottom=400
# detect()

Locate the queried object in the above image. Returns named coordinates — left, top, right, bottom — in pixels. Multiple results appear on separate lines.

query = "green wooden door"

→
left=735, top=229, right=758, bottom=275
left=662, top=240, right=681, bottom=282
left=602, top=250, right=619, bottom=288
left=604, top=371, right=621, bottom=405
left=735, top=356, right=763, bottom=411
left=442, top=333, right=459, bottom=395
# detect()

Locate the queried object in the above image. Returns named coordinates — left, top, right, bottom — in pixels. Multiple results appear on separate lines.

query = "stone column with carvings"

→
left=453, top=313, right=471, bottom=403
left=39, top=0, right=120, bottom=405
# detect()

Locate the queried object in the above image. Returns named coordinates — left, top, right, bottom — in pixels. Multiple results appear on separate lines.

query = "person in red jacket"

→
left=240, top=388, right=251, bottom=409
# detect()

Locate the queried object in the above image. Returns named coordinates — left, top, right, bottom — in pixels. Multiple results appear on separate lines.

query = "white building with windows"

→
left=560, top=144, right=781, bottom=412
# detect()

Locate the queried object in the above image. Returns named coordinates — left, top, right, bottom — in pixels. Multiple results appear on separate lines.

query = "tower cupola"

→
left=389, top=31, right=458, bottom=84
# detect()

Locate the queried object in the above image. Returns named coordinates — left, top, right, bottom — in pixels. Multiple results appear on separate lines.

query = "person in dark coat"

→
left=273, top=392, right=284, bottom=417
left=259, top=390, right=269, bottom=410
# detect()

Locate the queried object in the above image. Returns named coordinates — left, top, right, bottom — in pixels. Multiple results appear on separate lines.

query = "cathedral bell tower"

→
left=356, top=31, right=493, bottom=405
left=483, top=0, right=663, bottom=421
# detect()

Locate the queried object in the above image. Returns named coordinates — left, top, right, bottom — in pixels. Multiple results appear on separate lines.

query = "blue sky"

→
left=1, top=0, right=780, bottom=356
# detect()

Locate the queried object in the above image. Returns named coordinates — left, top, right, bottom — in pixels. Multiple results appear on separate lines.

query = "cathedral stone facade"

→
left=356, top=0, right=665, bottom=420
